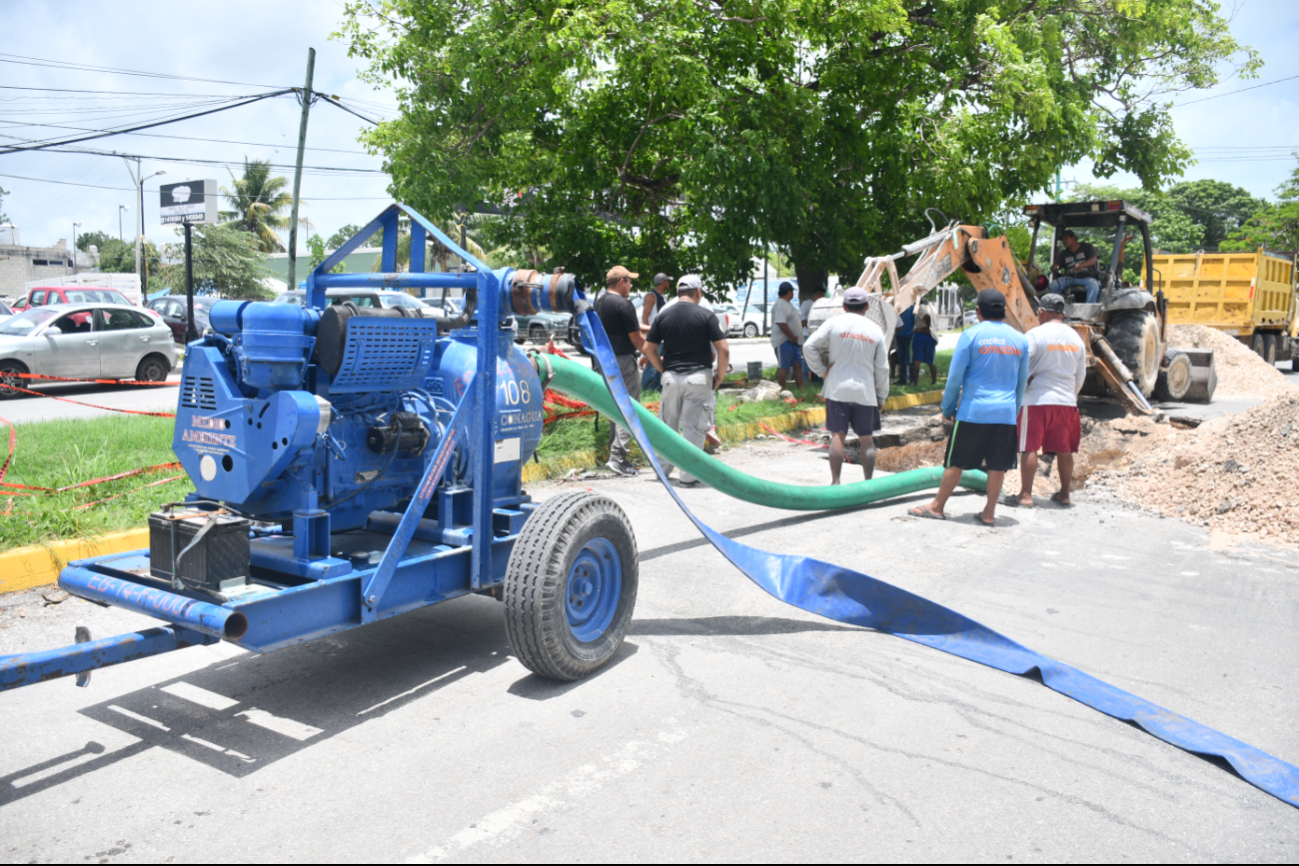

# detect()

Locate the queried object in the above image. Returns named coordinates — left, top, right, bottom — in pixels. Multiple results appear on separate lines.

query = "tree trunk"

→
left=790, top=253, right=827, bottom=304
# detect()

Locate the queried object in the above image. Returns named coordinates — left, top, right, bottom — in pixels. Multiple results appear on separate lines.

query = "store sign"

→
left=160, top=179, right=218, bottom=225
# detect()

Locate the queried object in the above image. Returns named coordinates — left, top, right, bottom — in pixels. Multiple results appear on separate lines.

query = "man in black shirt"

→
left=596, top=265, right=646, bottom=476
left=643, top=275, right=729, bottom=487
left=1049, top=230, right=1101, bottom=303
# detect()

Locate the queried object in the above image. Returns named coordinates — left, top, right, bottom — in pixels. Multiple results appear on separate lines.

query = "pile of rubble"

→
left=1167, top=324, right=1293, bottom=400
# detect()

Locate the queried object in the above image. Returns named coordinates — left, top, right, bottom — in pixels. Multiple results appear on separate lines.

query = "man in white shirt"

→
left=804, top=287, right=890, bottom=483
left=799, top=286, right=826, bottom=384
left=769, top=281, right=805, bottom=389
left=1009, top=293, right=1087, bottom=507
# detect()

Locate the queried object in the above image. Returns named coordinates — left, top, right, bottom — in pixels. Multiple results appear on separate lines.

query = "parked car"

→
left=0, top=300, right=13, bottom=321
left=962, top=309, right=978, bottom=326
left=26, top=286, right=135, bottom=308
left=513, top=310, right=571, bottom=344
left=421, top=297, right=463, bottom=317
left=0, top=303, right=177, bottom=396
left=274, top=289, right=433, bottom=315
left=146, top=296, right=220, bottom=343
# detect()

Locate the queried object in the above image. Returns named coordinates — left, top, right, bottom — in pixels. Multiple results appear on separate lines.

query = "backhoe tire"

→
left=504, top=491, right=638, bottom=681
left=1107, top=311, right=1161, bottom=397
left=1154, top=350, right=1193, bottom=402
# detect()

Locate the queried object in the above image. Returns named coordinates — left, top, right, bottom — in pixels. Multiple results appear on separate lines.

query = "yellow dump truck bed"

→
left=1156, top=249, right=1297, bottom=337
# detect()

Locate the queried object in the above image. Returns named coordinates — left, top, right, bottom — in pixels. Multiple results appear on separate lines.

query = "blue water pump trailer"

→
left=0, top=204, right=638, bottom=690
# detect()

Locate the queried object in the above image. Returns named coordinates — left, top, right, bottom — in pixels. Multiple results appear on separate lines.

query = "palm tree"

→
left=220, top=159, right=295, bottom=253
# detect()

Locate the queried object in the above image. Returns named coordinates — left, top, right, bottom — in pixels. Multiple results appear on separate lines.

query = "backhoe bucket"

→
left=1180, top=349, right=1217, bottom=403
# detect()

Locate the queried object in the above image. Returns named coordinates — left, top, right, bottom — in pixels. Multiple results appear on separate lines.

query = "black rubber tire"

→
left=0, top=361, right=27, bottom=399
left=504, top=491, right=638, bottom=681
left=743, top=322, right=759, bottom=339
left=1107, top=311, right=1161, bottom=397
left=568, top=317, right=589, bottom=355
left=1154, top=350, right=1193, bottom=402
left=135, top=354, right=170, bottom=383
left=529, top=324, right=548, bottom=344
left=1251, top=332, right=1266, bottom=358
left=1263, top=334, right=1278, bottom=366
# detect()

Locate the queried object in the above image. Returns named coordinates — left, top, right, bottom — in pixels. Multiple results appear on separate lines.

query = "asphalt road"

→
left=1, top=441, right=1296, bottom=861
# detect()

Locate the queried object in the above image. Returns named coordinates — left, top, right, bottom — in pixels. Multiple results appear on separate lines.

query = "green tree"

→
left=75, top=230, right=113, bottom=252
left=220, top=158, right=295, bottom=253
left=326, top=224, right=364, bottom=249
left=339, top=0, right=1255, bottom=296
left=306, top=234, right=346, bottom=273
left=1221, top=160, right=1299, bottom=252
left=157, top=224, right=272, bottom=299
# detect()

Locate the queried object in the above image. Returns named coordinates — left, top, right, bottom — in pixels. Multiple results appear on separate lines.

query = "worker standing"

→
left=1049, top=230, right=1101, bottom=303
left=910, top=288, right=1029, bottom=526
left=910, top=300, right=939, bottom=386
left=894, top=305, right=916, bottom=385
left=770, top=282, right=805, bottom=390
left=597, top=265, right=647, bottom=476
left=1008, top=293, right=1087, bottom=507
left=643, top=275, right=729, bottom=488
left=804, top=287, right=889, bottom=484
left=799, top=286, right=826, bottom=384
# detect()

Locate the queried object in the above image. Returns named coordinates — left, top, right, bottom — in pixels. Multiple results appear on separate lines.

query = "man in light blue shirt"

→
left=910, top=289, right=1029, bottom=526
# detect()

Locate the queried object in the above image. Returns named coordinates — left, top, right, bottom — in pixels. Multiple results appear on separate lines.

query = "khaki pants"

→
left=659, top=368, right=714, bottom=483
left=607, top=353, right=642, bottom=463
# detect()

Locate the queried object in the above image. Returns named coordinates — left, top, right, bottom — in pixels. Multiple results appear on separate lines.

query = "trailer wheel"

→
left=504, top=491, right=638, bottom=681
left=1155, top=350, right=1193, bottom=402
left=1107, top=311, right=1160, bottom=397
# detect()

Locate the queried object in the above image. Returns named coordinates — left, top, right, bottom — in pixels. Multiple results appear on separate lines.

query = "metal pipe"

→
left=59, top=566, right=248, bottom=641
left=313, top=272, right=480, bottom=290
left=0, top=626, right=217, bottom=692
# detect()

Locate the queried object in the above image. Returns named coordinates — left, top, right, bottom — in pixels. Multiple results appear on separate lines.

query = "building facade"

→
left=0, top=240, right=75, bottom=297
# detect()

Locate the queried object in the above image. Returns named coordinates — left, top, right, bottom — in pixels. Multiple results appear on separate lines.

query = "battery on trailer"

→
left=148, top=507, right=251, bottom=596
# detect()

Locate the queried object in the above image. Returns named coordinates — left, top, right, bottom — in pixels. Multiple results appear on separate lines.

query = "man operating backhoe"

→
left=1049, top=230, right=1101, bottom=304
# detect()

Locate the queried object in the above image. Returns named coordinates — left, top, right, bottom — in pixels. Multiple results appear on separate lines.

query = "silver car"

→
left=0, top=303, right=177, bottom=397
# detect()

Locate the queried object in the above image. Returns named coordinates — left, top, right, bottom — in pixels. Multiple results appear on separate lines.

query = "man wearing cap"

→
left=597, top=265, right=647, bottom=476
left=1008, top=293, right=1087, bottom=507
left=804, top=287, right=889, bottom=484
left=643, top=275, right=729, bottom=487
left=770, top=281, right=805, bottom=390
left=1049, top=230, right=1101, bottom=304
left=910, top=288, right=1029, bottom=526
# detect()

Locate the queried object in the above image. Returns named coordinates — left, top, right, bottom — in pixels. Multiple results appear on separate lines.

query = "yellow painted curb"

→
left=881, top=390, right=944, bottom=411
left=0, top=528, right=150, bottom=595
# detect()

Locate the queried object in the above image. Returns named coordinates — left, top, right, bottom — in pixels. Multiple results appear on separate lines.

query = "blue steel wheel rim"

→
left=565, top=537, right=622, bottom=643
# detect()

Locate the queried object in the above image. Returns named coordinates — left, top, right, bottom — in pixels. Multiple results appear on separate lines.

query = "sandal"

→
left=1050, top=492, right=1074, bottom=508
left=908, top=506, right=946, bottom=520
left=978, top=515, right=997, bottom=527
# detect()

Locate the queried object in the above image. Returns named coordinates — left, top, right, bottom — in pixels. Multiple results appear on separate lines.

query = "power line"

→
left=1177, top=73, right=1299, bottom=107
left=0, top=90, right=293, bottom=155
left=0, top=84, right=267, bottom=98
left=0, top=171, right=391, bottom=200
left=319, top=95, right=382, bottom=126
left=43, top=144, right=386, bottom=175
left=0, top=122, right=372, bottom=155
left=0, top=52, right=287, bottom=90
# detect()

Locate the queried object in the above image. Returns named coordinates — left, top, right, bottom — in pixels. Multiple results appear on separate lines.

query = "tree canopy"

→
left=1220, top=161, right=1299, bottom=253
left=339, top=0, right=1255, bottom=295
left=157, top=224, right=272, bottom=299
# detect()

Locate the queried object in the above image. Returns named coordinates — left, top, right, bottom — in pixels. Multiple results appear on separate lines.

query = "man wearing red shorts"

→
left=1011, top=293, right=1087, bottom=507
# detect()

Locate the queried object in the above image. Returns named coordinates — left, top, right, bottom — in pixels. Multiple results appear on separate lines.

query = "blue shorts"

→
left=911, top=331, right=937, bottom=364
left=776, top=342, right=802, bottom=370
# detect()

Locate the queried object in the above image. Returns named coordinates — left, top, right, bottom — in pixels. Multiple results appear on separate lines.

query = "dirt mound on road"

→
left=1167, top=324, right=1292, bottom=400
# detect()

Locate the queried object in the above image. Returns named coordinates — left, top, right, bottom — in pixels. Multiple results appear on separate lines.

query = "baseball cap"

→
left=653, top=272, right=672, bottom=286
left=1038, top=293, right=1066, bottom=313
left=777, top=281, right=795, bottom=296
left=843, top=287, right=869, bottom=306
left=606, top=265, right=638, bottom=283
left=976, top=288, right=1006, bottom=313
left=677, top=274, right=703, bottom=292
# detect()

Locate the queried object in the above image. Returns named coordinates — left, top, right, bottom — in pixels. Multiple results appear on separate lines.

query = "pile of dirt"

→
left=1167, top=324, right=1292, bottom=400
left=1094, top=392, right=1299, bottom=540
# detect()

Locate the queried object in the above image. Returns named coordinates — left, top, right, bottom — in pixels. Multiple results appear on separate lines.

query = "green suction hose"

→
left=534, top=353, right=987, bottom=511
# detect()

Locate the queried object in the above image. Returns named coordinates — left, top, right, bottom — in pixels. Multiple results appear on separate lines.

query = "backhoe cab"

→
left=1024, top=200, right=1215, bottom=408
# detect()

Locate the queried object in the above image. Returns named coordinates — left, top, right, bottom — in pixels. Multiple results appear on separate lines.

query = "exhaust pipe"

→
left=59, top=567, right=248, bottom=641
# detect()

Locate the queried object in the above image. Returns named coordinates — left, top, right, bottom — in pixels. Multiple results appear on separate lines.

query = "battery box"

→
left=149, top=508, right=251, bottom=596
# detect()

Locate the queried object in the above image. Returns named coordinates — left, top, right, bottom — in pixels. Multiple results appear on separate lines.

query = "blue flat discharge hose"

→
left=571, top=310, right=1299, bottom=810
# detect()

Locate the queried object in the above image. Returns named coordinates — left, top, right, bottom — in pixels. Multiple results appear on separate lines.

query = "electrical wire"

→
left=0, top=171, right=391, bottom=200
left=1176, top=72, right=1299, bottom=107
left=0, top=52, right=288, bottom=89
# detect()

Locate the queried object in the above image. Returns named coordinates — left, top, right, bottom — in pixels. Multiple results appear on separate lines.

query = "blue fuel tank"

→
left=428, top=325, right=544, bottom=504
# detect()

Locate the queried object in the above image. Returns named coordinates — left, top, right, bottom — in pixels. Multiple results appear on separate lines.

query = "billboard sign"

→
left=160, top=179, right=218, bottom=225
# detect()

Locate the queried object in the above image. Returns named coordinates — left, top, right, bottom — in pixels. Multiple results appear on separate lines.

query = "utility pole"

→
left=286, top=47, right=315, bottom=292
left=184, top=222, right=196, bottom=345
left=124, top=158, right=142, bottom=278
left=71, top=222, right=80, bottom=275
left=119, top=205, right=128, bottom=242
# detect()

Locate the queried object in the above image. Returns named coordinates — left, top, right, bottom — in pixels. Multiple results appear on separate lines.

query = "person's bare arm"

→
left=712, top=339, right=730, bottom=389
left=628, top=330, right=646, bottom=352
left=641, top=294, right=656, bottom=330
left=643, top=341, right=665, bottom=373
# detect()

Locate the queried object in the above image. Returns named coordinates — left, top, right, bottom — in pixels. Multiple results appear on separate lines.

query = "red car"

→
left=26, top=286, right=137, bottom=308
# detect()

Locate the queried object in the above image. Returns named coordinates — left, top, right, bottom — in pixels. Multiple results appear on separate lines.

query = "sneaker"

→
left=605, top=459, right=638, bottom=477
left=675, top=478, right=701, bottom=488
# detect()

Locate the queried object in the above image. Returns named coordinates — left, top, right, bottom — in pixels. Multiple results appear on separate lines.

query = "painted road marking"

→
left=162, top=682, right=239, bottom=711
left=235, top=708, right=322, bottom=741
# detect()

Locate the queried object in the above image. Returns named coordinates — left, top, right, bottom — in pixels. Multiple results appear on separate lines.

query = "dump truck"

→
left=1154, top=248, right=1299, bottom=372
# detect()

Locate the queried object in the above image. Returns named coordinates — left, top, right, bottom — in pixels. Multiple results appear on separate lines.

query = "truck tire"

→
left=1107, top=311, right=1160, bottom=397
left=1251, top=332, right=1266, bottom=358
left=504, top=491, right=638, bottom=681
left=1263, top=334, right=1278, bottom=366
left=1154, top=350, right=1193, bottom=402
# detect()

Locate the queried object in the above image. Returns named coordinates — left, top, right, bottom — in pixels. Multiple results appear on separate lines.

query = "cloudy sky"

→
left=2, top=0, right=1297, bottom=255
